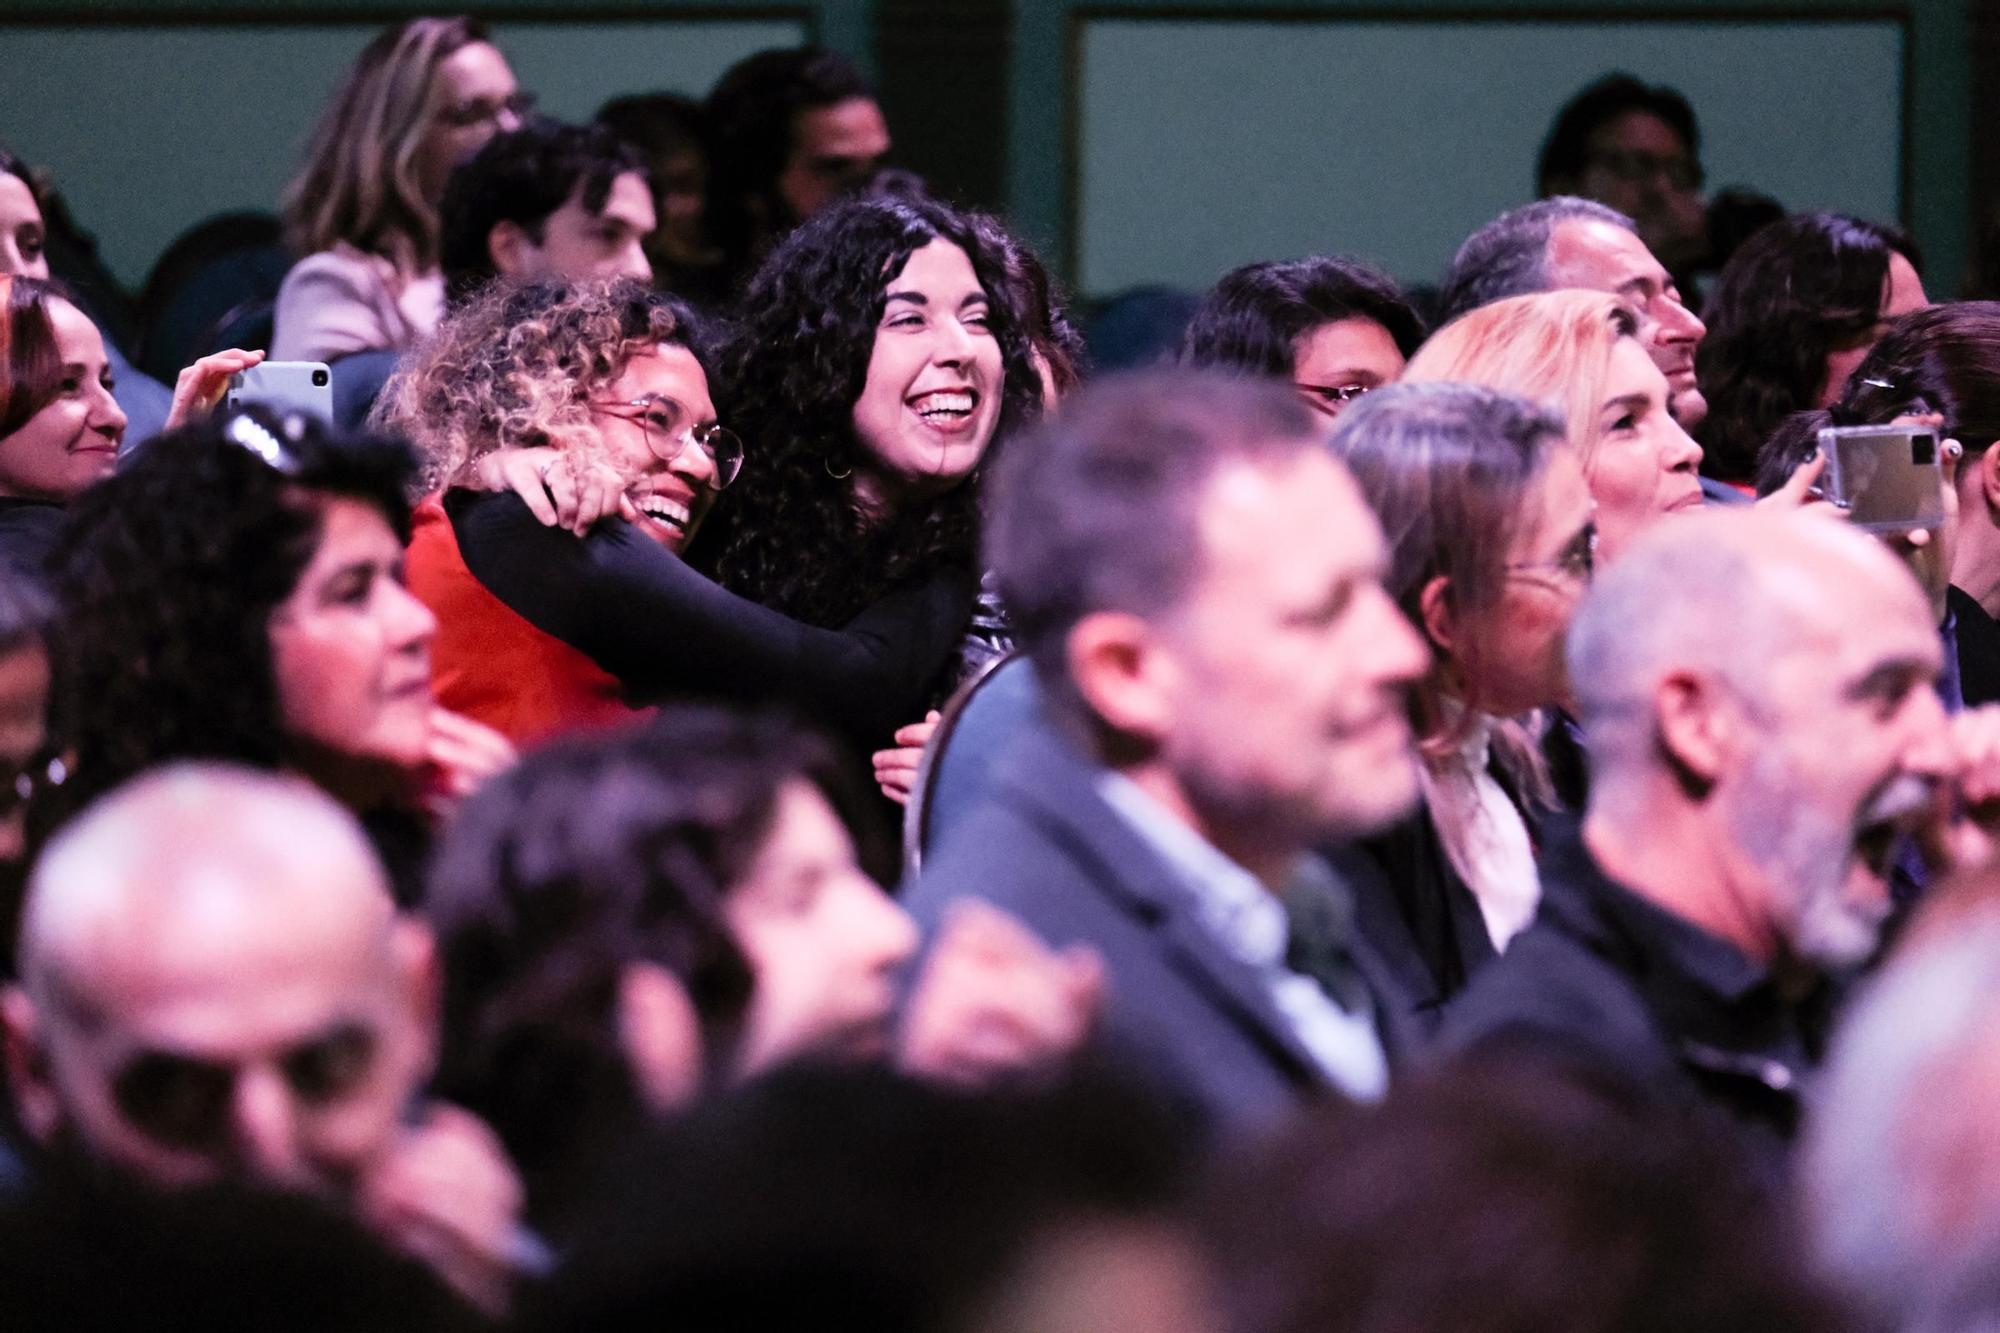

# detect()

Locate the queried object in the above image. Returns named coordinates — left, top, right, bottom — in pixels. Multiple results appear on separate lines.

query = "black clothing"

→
left=1342, top=806, right=1498, bottom=1039
left=0, top=499, right=65, bottom=581
left=446, top=490, right=978, bottom=751
left=1542, top=709, right=1591, bottom=812
left=1951, top=584, right=2000, bottom=708
left=1439, top=822, right=1823, bottom=1165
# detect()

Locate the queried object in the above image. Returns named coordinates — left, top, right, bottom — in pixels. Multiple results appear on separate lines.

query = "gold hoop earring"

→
left=826, top=459, right=853, bottom=481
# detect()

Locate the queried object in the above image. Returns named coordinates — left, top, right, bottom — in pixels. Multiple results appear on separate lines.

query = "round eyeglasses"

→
left=592, top=395, right=745, bottom=489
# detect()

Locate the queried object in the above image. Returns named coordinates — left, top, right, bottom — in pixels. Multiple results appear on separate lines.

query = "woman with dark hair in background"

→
left=1328, top=383, right=1590, bottom=1027
left=427, top=703, right=1099, bottom=1236
left=36, top=410, right=513, bottom=898
left=274, top=16, right=526, bottom=362
left=1696, top=212, right=1927, bottom=489
left=1180, top=254, right=1425, bottom=422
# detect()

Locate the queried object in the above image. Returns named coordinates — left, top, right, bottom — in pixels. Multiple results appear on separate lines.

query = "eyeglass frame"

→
left=1504, top=522, right=1597, bottom=589
left=1293, top=380, right=1379, bottom=417
left=590, top=394, right=745, bottom=489
left=437, top=89, right=538, bottom=131
left=1582, top=146, right=1702, bottom=192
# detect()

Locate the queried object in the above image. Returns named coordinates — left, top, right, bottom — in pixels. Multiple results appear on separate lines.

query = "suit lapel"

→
left=990, top=722, right=1334, bottom=1086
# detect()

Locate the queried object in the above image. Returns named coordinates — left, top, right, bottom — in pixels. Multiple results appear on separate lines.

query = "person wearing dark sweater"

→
left=381, top=277, right=981, bottom=754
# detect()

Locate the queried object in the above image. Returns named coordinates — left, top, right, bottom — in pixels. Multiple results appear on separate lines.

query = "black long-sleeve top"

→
left=445, top=490, right=979, bottom=750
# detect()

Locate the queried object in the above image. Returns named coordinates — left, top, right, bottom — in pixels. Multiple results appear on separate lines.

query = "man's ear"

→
left=1066, top=611, right=1176, bottom=747
left=391, top=916, right=442, bottom=1064
left=1417, top=575, right=1456, bottom=656
left=1654, top=667, right=1738, bottom=792
left=486, top=220, right=533, bottom=279
left=3, top=986, right=59, bottom=1145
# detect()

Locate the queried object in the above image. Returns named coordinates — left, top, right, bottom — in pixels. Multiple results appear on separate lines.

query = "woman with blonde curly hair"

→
left=383, top=277, right=978, bottom=751
left=273, top=16, right=525, bottom=362
left=1404, top=290, right=1704, bottom=565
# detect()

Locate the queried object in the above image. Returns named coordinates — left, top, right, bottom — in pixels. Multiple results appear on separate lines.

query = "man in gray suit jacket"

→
left=904, top=370, right=1430, bottom=1136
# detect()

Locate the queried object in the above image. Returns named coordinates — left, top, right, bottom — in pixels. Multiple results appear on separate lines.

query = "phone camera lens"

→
left=311, top=369, right=329, bottom=388
left=1913, top=434, right=1937, bottom=465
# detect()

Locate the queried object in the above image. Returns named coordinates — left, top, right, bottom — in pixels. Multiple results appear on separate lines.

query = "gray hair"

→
left=1436, top=197, right=1635, bottom=327
left=986, top=368, right=1323, bottom=719
left=1803, top=907, right=2000, bottom=1326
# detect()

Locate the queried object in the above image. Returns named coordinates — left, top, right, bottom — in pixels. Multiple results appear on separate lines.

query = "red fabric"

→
left=407, top=495, right=650, bottom=746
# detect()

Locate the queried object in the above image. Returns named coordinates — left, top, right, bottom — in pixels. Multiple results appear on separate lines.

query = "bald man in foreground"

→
left=2, top=764, right=528, bottom=1313
left=1441, top=509, right=2000, bottom=1163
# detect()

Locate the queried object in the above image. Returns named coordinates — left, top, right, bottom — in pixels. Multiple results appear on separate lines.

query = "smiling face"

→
left=0, top=173, right=49, bottom=280
left=723, top=778, right=917, bottom=1077
left=267, top=497, right=437, bottom=772
left=848, top=237, right=1004, bottom=509
left=1586, top=336, right=1705, bottom=563
left=1721, top=535, right=1949, bottom=967
left=0, top=297, right=126, bottom=503
left=586, top=341, right=724, bottom=553
left=1546, top=217, right=1708, bottom=427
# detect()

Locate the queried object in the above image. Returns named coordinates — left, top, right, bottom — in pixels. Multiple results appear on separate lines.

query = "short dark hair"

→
left=1181, top=255, right=1425, bottom=377
left=703, top=47, right=874, bottom=266
left=1697, top=212, right=1923, bottom=483
left=1537, top=73, right=1703, bottom=197
left=594, top=91, right=705, bottom=164
left=438, top=118, right=647, bottom=306
left=1436, top=197, right=1635, bottom=327
left=426, top=705, right=888, bottom=1224
left=987, top=369, right=1321, bottom=717
left=39, top=409, right=418, bottom=832
left=1201, top=1055, right=1839, bottom=1333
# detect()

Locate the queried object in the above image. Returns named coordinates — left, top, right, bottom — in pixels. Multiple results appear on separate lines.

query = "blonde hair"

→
left=373, top=278, right=690, bottom=497
left=280, top=16, right=486, bottom=272
left=1403, top=290, right=1640, bottom=468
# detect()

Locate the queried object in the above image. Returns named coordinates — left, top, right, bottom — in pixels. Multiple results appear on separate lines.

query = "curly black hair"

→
left=36, top=408, right=417, bottom=836
left=694, top=195, right=1041, bottom=628
left=967, top=210, right=1087, bottom=399
left=1696, top=212, right=1921, bottom=484
left=424, top=703, right=888, bottom=1228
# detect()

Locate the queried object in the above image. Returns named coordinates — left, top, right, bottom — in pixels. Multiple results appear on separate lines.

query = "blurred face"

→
left=1455, top=448, right=1594, bottom=717
left=1572, top=110, right=1706, bottom=269
left=0, top=641, right=49, bottom=866
left=724, top=779, right=918, bottom=1076
left=776, top=97, right=890, bottom=223
left=415, top=41, right=523, bottom=206
left=1290, top=317, right=1405, bottom=421
left=0, top=297, right=126, bottom=503
left=651, top=148, right=709, bottom=266
left=1586, top=336, right=1705, bottom=563
left=1156, top=454, right=1430, bottom=852
left=1820, top=252, right=1930, bottom=407
left=850, top=238, right=1004, bottom=506
left=1721, top=547, right=1949, bottom=968
left=1546, top=217, right=1708, bottom=427
left=22, top=881, right=430, bottom=1192
left=586, top=342, right=727, bottom=553
left=500, top=170, right=654, bottom=286
left=0, top=173, right=49, bottom=279
left=268, top=498, right=437, bottom=771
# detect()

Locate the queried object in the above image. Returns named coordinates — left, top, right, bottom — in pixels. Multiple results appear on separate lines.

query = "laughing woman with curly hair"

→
left=379, top=277, right=984, bottom=754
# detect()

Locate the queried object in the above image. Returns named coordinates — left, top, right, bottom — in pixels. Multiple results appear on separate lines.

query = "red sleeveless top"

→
left=406, top=495, right=651, bottom=746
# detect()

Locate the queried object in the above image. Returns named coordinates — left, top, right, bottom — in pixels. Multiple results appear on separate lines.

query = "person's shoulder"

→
left=1436, top=915, right=1667, bottom=1073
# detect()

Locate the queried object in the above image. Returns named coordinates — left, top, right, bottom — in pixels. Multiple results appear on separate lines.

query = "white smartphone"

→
left=225, top=361, right=334, bottom=427
left=1816, top=424, right=1944, bottom=533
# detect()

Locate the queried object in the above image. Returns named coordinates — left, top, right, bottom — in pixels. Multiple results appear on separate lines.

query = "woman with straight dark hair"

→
left=1329, top=382, right=1592, bottom=1026
left=1181, top=255, right=1425, bottom=423
left=1696, top=212, right=1927, bottom=487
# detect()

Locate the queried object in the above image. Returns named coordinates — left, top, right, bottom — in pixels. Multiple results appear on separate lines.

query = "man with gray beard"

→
left=1439, top=508, right=2000, bottom=1165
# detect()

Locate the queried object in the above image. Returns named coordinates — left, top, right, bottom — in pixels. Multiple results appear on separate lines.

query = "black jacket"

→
left=1951, top=584, right=2000, bottom=709
left=1437, top=822, right=1825, bottom=1166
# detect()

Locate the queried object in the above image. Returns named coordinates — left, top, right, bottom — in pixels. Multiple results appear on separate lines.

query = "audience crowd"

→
left=3, top=27, right=1997, bottom=1332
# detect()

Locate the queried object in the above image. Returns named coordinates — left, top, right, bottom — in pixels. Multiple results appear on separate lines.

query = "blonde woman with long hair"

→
left=272, top=16, right=525, bottom=362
